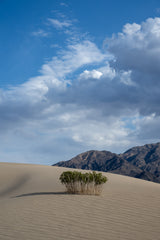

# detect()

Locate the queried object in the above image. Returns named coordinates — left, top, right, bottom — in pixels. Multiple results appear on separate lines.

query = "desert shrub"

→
left=59, top=171, right=107, bottom=195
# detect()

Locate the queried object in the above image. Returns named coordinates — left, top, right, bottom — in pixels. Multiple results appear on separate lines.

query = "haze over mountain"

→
left=55, top=142, right=160, bottom=183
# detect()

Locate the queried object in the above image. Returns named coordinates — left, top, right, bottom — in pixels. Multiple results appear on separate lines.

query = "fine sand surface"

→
left=0, top=163, right=160, bottom=240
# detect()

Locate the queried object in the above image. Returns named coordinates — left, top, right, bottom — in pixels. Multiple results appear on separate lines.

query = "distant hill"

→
left=54, top=143, right=160, bottom=183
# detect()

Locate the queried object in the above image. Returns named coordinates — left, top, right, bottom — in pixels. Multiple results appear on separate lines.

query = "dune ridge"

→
left=0, top=162, right=160, bottom=240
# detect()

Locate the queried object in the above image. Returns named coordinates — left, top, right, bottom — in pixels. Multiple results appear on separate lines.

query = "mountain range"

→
left=54, top=142, right=160, bottom=183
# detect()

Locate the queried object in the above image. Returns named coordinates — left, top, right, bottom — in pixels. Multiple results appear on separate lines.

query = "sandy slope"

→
left=0, top=163, right=160, bottom=240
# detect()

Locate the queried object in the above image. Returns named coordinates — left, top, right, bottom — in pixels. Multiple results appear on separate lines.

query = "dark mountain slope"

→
left=122, top=142, right=160, bottom=180
left=56, top=150, right=141, bottom=176
left=54, top=145, right=160, bottom=183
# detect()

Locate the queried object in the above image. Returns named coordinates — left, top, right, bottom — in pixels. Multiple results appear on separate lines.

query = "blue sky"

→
left=1, top=0, right=160, bottom=165
left=1, top=0, right=160, bottom=87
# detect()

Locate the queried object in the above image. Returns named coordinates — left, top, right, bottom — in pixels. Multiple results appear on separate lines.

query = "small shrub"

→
left=59, top=171, right=107, bottom=195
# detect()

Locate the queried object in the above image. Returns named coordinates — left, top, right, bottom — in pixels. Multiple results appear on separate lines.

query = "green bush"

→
left=59, top=171, right=107, bottom=195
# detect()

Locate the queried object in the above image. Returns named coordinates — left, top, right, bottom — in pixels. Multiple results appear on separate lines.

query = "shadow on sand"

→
left=0, top=175, right=29, bottom=198
left=13, top=191, right=67, bottom=198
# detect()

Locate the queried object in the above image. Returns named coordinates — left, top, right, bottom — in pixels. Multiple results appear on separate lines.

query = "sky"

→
left=1, top=0, right=160, bottom=165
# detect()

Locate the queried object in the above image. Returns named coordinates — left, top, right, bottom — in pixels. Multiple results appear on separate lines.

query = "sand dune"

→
left=0, top=162, right=160, bottom=240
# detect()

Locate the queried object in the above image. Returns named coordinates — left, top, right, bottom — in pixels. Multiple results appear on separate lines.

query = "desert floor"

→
left=0, top=162, right=160, bottom=240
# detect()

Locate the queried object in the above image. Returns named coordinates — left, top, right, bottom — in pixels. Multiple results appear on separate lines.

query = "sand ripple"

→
left=0, top=163, right=160, bottom=240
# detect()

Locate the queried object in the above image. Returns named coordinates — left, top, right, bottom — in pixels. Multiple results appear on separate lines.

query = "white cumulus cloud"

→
left=79, top=69, right=103, bottom=80
left=1, top=17, right=160, bottom=164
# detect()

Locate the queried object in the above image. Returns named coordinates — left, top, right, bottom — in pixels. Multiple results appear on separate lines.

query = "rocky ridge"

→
left=54, top=142, right=160, bottom=183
